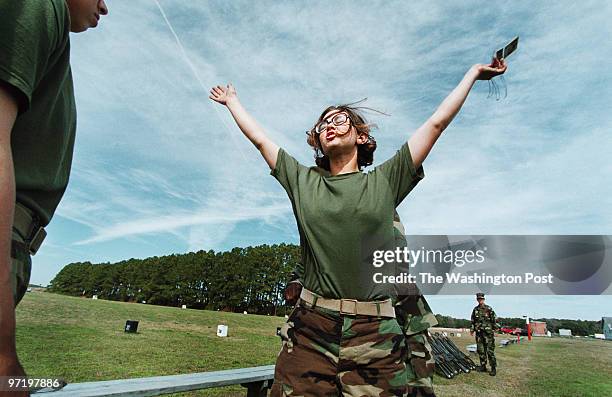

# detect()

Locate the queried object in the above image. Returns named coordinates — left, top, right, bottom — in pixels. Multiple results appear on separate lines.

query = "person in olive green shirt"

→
left=285, top=211, right=440, bottom=396
left=0, top=0, right=108, bottom=385
left=209, top=55, right=507, bottom=396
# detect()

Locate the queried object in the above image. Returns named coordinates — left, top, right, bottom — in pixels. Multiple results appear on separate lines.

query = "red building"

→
left=531, top=321, right=547, bottom=336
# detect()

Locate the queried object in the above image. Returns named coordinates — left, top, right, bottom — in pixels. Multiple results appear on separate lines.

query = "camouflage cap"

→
left=476, top=293, right=485, bottom=299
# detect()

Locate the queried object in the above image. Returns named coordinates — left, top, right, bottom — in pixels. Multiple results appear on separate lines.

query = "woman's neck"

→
left=329, top=150, right=359, bottom=176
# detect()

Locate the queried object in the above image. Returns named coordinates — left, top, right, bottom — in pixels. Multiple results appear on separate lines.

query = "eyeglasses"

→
left=314, top=113, right=350, bottom=135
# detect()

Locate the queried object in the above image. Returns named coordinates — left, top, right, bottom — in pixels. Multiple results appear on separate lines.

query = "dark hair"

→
left=306, top=99, right=386, bottom=171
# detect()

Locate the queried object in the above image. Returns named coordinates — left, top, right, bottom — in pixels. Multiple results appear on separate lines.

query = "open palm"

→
left=209, top=83, right=237, bottom=105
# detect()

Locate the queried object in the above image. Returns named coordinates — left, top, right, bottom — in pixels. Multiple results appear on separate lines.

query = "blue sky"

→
left=30, top=0, right=611, bottom=321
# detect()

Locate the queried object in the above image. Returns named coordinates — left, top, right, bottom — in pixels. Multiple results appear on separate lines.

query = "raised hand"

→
left=205, top=82, right=280, bottom=169
left=209, top=83, right=238, bottom=106
left=472, top=57, right=507, bottom=80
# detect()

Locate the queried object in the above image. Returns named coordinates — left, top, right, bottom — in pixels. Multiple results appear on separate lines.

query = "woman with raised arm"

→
left=210, top=57, right=506, bottom=397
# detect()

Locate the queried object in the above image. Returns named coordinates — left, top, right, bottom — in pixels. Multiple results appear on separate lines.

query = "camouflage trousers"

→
left=475, top=331, right=496, bottom=368
left=271, top=302, right=408, bottom=397
left=404, top=332, right=436, bottom=397
left=9, top=229, right=32, bottom=307
left=395, top=295, right=437, bottom=397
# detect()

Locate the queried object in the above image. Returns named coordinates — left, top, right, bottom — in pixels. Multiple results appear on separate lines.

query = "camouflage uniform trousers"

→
left=9, top=229, right=32, bottom=307
left=270, top=301, right=408, bottom=397
left=475, top=331, right=496, bottom=368
left=395, top=295, right=438, bottom=397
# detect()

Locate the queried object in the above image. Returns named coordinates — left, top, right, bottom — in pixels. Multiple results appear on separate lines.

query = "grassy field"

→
left=16, top=292, right=612, bottom=397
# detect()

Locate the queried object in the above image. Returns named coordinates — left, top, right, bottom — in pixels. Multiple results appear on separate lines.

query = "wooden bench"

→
left=34, top=365, right=275, bottom=397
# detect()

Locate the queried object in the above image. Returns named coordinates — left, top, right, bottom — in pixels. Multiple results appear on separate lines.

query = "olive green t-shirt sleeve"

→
left=270, top=147, right=308, bottom=202
left=0, top=0, right=64, bottom=112
left=376, top=142, right=425, bottom=206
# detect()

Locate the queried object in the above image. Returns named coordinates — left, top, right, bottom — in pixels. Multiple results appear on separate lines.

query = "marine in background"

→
left=470, top=292, right=499, bottom=376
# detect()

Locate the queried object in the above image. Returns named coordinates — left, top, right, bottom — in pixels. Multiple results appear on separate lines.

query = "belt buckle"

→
left=29, top=226, right=47, bottom=256
left=339, top=299, right=358, bottom=315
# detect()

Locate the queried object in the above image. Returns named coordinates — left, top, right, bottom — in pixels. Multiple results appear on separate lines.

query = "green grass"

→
left=434, top=332, right=612, bottom=397
left=16, top=292, right=285, bottom=396
left=16, top=292, right=612, bottom=396
left=527, top=339, right=612, bottom=396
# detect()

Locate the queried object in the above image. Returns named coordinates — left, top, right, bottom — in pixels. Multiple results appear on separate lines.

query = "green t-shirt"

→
left=0, top=0, right=76, bottom=226
left=272, top=142, right=424, bottom=300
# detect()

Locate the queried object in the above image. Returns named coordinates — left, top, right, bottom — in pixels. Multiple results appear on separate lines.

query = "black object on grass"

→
left=125, top=320, right=139, bottom=333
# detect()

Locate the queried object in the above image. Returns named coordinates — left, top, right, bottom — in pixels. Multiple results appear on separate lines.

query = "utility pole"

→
left=523, top=315, right=532, bottom=341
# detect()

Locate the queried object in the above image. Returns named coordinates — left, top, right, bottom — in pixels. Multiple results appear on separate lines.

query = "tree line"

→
left=48, top=244, right=605, bottom=335
left=49, top=243, right=300, bottom=316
